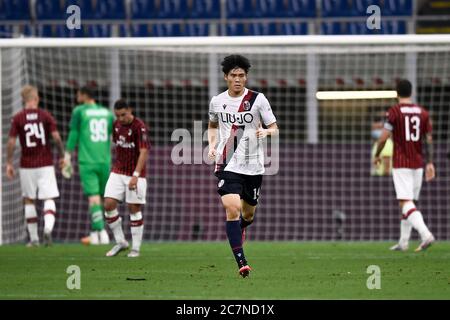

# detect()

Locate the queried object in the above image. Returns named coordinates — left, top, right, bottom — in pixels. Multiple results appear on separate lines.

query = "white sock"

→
left=408, top=211, right=432, bottom=241
left=25, top=204, right=39, bottom=242
left=105, top=209, right=125, bottom=244
left=130, top=212, right=144, bottom=252
left=402, top=201, right=432, bottom=241
left=43, top=200, right=56, bottom=234
left=399, top=219, right=412, bottom=247
left=99, top=229, right=110, bottom=244
left=90, top=231, right=99, bottom=245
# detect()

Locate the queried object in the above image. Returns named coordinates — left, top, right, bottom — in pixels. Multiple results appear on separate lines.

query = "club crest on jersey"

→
left=243, top=101, right=251, bottom=111
left=222, top=104, right=227, bottom=110
left=128, top=129, right=132, bottom=136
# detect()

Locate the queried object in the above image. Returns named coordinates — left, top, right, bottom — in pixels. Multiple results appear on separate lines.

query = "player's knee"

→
left=225, top=203, right=241, bottom=219
left=103, top=198, right=117, bottom=212
left=24, top=198, right=34, bottom=205
left=128, top=204, right=142, bottom=214
left=242, top=210, right=255, bottom=222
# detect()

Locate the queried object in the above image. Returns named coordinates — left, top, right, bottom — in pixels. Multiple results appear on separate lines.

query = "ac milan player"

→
left=208, top=55, right=279, bottom=277
left=5, top=85, right=65, bottom=247
left=103, top=99, right=149, bottom=258
left=374, top=79, right=435, bottom=252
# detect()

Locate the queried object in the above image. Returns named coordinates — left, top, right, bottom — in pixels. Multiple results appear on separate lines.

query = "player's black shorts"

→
left=215, top=171, right=263, bottom=206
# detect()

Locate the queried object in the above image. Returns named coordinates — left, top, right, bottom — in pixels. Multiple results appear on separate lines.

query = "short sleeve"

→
left=9, top=116, right=19, bottom=137
left=259, top=94, right=276, bottom=126
left=208, top=98, right=218, bottom=123
left=136, top=123, right=150, bottom=149
left=384, top=109, right=395, bottom=131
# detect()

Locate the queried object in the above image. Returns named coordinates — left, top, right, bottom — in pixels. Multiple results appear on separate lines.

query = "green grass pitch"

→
left=0, top=242, right=449, bottom=299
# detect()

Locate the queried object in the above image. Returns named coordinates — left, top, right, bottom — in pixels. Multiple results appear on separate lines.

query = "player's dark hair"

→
left=114, top=99, right=130, bottom=110
left=78, top=86, right=95, bottom=99
left=396, top=79, right=412, bottom=98
left=221, top=54, right=251, bottom=75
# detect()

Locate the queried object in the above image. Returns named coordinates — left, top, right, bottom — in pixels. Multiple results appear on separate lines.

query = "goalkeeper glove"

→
left=61, top=152, right=73, bottom=179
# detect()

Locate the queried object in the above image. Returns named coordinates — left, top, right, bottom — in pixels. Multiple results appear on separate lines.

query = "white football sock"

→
left=408, top=211, right=432, bottom=241
left=402, top=202, right=432, bottom=241
left=25, top=204, right=39, bottom=242
left=130, top=212, right=144, bottom=252
left=90, top=231, right=99, bottom=245
left=105, top=209, right=125, bottom=244
left=399, top=219, right=412, bottom=247
left=99, top=229, right=110, bottom=244
left=43, top=200, right=56, bottom=234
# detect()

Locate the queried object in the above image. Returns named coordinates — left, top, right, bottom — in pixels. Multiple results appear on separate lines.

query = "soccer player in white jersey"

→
left=208, top=55, right=279, bottom=277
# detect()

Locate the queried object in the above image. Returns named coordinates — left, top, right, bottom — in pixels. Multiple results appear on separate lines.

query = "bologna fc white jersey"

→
left=209, top=88, right=276, bottom=175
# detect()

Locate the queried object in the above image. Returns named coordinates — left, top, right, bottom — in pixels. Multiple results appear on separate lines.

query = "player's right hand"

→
left=208, top=148, right=217, bottom=161
left=6, top=163, right=15, bottom=180
left=373, top=156, right=381, bottom=166
left=425, top=163, right=435, bottom=182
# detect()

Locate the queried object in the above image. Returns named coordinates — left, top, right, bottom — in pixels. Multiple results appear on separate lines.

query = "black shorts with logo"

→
left=215, top=171, right=263, bottom=206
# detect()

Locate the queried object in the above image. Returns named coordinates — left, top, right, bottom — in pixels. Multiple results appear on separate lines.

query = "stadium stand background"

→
left=2, top=1, right=450, bottom=243
left=0, top=0, right=439, bottom=38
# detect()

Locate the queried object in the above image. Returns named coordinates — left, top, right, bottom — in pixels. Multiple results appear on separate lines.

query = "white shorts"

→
left=392, top=168, right=423, bottom=201
left=19, top=166, right=59, bottom=200
left=104, top=172, right=147, bottom=204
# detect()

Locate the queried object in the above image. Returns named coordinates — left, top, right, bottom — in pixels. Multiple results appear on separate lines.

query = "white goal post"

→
left=1, top=34, right=450, bottom=244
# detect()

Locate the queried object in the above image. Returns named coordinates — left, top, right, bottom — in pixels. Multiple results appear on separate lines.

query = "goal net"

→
left=1, top=36, right=450, bottom=244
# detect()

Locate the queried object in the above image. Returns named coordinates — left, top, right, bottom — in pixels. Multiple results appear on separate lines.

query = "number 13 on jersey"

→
left=405, top=115, right=420, bottom=142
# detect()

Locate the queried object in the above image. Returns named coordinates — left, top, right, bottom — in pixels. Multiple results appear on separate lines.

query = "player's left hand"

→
left=425, top=163, right=435, bottom=182
left=129, top=176, right=138, bottom=191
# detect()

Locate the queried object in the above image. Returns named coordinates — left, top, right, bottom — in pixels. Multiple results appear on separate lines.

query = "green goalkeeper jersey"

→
left=66, top=103, right=114, bottom=165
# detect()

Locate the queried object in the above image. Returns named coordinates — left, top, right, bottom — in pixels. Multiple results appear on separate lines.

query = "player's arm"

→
left=424, top=132, right=435, bottom=182
left=257, top=95, right=278, bottom=138
left=256, top=122, right=279, bottom=138
left=373, top=129, right=392, bottom=166
left=51, top=130, right=65, bottom=167
left=208, top=120, right=219, bottom=160
left=6, top=136, right=17, bottom=180
left=128, top=147, right=148, bottom=191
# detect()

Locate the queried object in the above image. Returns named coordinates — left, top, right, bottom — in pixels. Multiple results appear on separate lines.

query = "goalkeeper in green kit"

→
left=62, top=86, right=114, bottom=245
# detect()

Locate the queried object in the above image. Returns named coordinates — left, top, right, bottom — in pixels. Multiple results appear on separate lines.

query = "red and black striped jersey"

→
left=9, top=108, right=57, bottom=168
left=112, top=117, right=149, bottom=177
left=385, top=103, right=432, bottom=169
